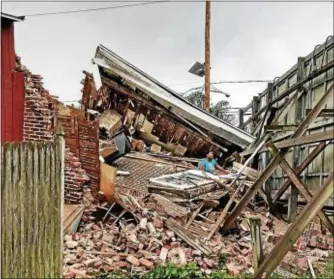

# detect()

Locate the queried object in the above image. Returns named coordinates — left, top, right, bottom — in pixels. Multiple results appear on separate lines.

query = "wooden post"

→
left=288, top=57, right=306, bottom=221
left=56, top=124, right=65, bottom=276
left=252, top=96, right=259, bottom=124
left=250, top=217, right=263, bottom=272
left=239, top=109, right=244, bottom=128
left=204, top=0, right=211, bottom=111
left=264, top=83, right=273, bottom=195
left=254, top=172, right=334, bottom=278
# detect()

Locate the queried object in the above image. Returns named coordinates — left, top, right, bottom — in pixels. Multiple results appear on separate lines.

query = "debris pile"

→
left=63, top=172, right=333, bottom=278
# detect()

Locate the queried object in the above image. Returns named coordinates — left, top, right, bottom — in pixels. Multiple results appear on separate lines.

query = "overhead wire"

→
left=170, top=79, right=272, bottom=87
left=22, top=0, right=170, bottom=17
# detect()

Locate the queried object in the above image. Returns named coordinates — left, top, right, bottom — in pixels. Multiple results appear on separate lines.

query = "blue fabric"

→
left=198, top=158, right=217, bottom=173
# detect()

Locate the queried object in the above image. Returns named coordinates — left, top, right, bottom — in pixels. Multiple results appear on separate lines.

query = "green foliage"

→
left=185, top=90, right=204, bottom=109
left=317, top=254, right=334, bottom=279
left=142, top=263, right=202, bottom=279
left=184, top=90, right=236, bottom=125
left=97, top=256, right=334, bottom=279
left=98, top=263, right=253, bottom=279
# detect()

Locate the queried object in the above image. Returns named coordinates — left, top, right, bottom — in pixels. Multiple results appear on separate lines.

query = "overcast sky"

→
left=2, top=1, right=333, bottom=108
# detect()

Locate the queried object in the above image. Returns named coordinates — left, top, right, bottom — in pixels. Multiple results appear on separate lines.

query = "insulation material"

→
left=134, top=113, right=146, bottom=129
left=174, top=144, right=187, bottom=156
left=98, top=110, right=123, bottom=137
left=141, top=119, right=154, bottom=134
left=126, top=109, right=136, bottom=125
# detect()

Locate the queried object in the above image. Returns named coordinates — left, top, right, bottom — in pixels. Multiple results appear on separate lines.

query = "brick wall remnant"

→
left=17, top=55, right=90, bottom=204
left=65, top=148, right=90, bottom=204
left=16, top=56, right=55, bottom=142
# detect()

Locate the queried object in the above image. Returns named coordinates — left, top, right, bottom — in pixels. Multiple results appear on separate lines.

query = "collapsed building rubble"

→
left=63, top=155, right=333, bottom=278
left=82, top=46, right=255, bottom=160
left=62, top=40, right=334, bottom=278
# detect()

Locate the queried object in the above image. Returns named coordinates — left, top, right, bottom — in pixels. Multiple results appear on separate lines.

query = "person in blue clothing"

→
left=198, top=151, right=230, bottom=174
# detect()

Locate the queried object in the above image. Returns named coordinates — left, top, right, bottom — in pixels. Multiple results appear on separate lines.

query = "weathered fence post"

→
left=239, top=109, right=244, bottom=128
left=250, top=217, right=263, bottom=272
left=56, top=124, right=65, bottom=276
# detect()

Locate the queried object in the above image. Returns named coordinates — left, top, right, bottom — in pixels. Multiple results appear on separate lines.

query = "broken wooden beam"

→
left=272, top=142, right=327, bottom=204
left=306, top=108, right=334, bottom=118
left=207, top=139, right=273, bottom=240
left=185, top=202, right=204, bottom=229
left=222, top=84, right=333, bottom=232
left=165, top=218, right=212, bottom=256
left=249, top=217, right=263, bottom=272
left=264, top=124, right=298, bottom=132
left=240, top=130, right=333, bottom=157
left=267, top=142, right=334, bottom=234
left=254, top=172, right=334, bottom=278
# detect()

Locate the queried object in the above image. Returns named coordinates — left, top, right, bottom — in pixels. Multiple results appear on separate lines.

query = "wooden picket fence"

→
left=1, top=132, right=65, bottom=278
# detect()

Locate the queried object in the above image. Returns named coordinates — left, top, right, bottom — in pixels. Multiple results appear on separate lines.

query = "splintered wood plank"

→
left=254, top=173, right=334, bottom=278
left=185, top=202, right=204, bottom=229
left=233, top=162, right=260, bottom=181
left=165, top=218, right=212, bottom=256
left=249, top=217, right=263, bottom=272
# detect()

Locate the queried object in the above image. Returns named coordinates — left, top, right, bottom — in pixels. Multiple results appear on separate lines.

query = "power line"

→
left=170, top=79, right=272, bottom=87
left=23, top=1, right=170, bottom=17
left=212, top=79, right=272, bottom=85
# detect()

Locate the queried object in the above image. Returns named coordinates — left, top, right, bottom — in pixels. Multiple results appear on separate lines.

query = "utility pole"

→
left=204, top=0, right=211, bottom=111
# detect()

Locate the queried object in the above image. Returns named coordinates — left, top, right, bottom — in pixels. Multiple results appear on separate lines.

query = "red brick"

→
left=126, top=255, right=140, bottom=266
left=139, top=257, right=153, bottom=269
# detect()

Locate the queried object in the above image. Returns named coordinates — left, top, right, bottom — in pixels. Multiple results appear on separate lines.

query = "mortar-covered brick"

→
left=16, top=56, right=55, bottom=143
left=65, top=148, right=89, bottom=204
left=17, top=55, right=90, bottom=203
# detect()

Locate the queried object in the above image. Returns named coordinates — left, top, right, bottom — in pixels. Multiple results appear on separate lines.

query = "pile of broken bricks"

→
left=63, top=190, right=333, bottom=278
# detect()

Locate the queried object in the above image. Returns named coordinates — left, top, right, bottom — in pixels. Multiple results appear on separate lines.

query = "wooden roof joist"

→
left=241, top=130, right=334, bottom=156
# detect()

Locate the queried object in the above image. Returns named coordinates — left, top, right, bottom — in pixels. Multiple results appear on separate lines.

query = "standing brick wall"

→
left=17, top=55, right=90, bottom=204
left=58, top=115, right=100, bottom=196
left=15, top=56, right=55, bottom=142
left=65, top=148, right=90, bottom=203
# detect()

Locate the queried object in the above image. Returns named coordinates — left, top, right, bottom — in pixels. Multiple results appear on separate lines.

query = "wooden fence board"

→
left=1, top=137, right=64, bottom=278
left=12, top=143, right=19, bottom=278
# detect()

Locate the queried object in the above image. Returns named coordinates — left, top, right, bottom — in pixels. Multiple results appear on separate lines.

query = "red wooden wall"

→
left=1, top=18, right=25, bottom=143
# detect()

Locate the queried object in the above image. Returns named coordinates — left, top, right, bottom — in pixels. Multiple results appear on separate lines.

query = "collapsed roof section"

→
left=93, top=44, right=255, bottom=153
